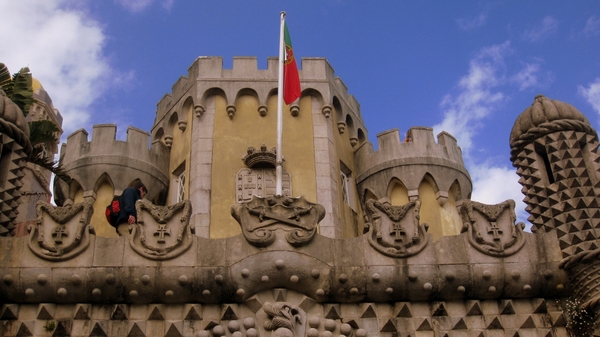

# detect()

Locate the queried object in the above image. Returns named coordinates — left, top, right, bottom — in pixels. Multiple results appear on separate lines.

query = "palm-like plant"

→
left=0, top=63, right=71, bottom=183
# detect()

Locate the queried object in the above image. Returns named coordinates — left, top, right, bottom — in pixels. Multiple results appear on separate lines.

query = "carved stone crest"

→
left=129, top=199, right=193, bottom=260
left=231, top=195, right=325, bottom=247
left=365, top=199, right=429, bottom=258
left=460, top=199, right=526, bottom=257
left=262, top=302, right=306, bottom=337
left=236, top=168, right=292, bottom=202
left=27, top=201, right=95, bottom=261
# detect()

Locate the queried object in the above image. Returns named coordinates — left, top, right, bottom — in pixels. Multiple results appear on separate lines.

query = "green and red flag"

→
left=283, top=22, right=300, bottom=104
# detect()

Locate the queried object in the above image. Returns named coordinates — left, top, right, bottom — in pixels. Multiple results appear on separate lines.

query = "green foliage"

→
left=0, top=63, right=34, bottom=116
left=0, top=62, right=71, bottom=184
left=561, top=297, right=599, bottom=337
left=43, top=320, right=56, bottom=332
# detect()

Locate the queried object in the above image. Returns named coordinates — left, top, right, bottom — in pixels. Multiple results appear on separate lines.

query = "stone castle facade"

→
left=0, top=57, right=598, bottom=336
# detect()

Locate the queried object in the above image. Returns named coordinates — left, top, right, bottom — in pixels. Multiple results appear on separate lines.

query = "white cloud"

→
left=115, top=0, right=174, bottom=13
left=511, top=63, right=540, bottom=91
left=584, top=16, right=600, bottom=36
left=469, top=163, right=528, bottom=225
left=433, top=41, right=510, bottom=153
left=0, top=0, right=111, bottom=134
left=522, top=16, right=558, bottom=42
left=578, top=78, right=600, bottom=115
left=457, top=13, right=487, bottom=31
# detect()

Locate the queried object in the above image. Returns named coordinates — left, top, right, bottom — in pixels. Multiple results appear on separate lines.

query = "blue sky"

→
left=2, top=0, right=600, bottom=225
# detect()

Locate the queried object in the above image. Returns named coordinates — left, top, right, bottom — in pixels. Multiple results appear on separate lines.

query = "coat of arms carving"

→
left=365, top=199, right=429, bottom=258
left=129, top=199, right=193, bottom=260
left=231, top=195, right=325, bottom=247
left=27, top=201, right=95, bottom=261
left=460, top=199, right=525, bottom=257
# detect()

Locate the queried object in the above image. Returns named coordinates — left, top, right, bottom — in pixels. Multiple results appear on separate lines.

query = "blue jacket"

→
left=115, top=187, right=141, bottom=225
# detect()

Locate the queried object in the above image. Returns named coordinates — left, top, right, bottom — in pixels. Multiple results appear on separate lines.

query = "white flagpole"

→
left=276, top=11, right=286, bottom=196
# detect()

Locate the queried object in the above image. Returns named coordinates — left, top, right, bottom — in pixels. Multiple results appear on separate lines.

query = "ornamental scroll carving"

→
left=460, top=199, right=526, bottom=257
left=129, top=199, right=193, bottom=260
left=365, top=199, right=429, bottom=258
left=27, top=201, right=95, bottom=261
left=231, top=195, right=325, bottom=247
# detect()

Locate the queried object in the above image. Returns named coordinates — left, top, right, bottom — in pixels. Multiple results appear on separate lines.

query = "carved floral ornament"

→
left=365, top=199, right=429, bottom=258
left=231, top=195, right=325, bottom=247
left=460, top=199, right=526, bottom=257
left=27, top=201, right=95, bottom=261
left=129, top=199, right=194, bottom=260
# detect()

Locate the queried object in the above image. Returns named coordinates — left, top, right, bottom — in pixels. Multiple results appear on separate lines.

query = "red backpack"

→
left=105, top=196, right=121, bottom=227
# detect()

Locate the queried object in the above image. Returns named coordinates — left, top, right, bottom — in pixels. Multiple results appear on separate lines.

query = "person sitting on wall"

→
left=116, top=181, right=148, bottom=236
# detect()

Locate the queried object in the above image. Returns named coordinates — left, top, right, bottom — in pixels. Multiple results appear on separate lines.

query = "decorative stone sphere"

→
left=3, top=274, right=13, bottom=285
left=340, top=323, right=352, bottom=335
left=37, top=274, right=48, bottom=285
left=57, top=288, right=67, bottom=297
left=165, top=290, right=174, bottom=297
left=71, top=274, right=82, bottom=286
left=274, top=327, right=294, bottom=337
left=129, top=290, right=138, bottom=298
left=105, top=274, right=115, bottom=284
left=275, top=260, right=285, bottom=269
left=228, top=320, right=240, bottom=332
left=457, top=286, right=466, bottom=293
left=423, top=283, right=432, bottom=290
left=202, top=289, right=211, bottom=297
left=356, top=329, right=367, bottom=337
left=322, top=331, right=333, bottom=337
left=324, top=319, right=336, bottom=331
left=307, top=328, right=319, bottom=337
left=236, top=288, right=245, bottom=297
left=311, top=269, right=320, bottom=278
left=243, top=317, right=255, bottom=329
left=385, top=287, right=394, bottom=294
left=290, top=275, right=299, bottom=283
left=261, top=275, right=269, bottom=282
left=212, top=325, right=225, bottom=336
left=232, top=331, right=242, bottom=337
left=241, top=269, right=250, bottom=278
left=316, top=289, right=325, bottom=296
left=246, top=328, right=258, bottom=337
left=308, top=316, right=320, bottom=328
left=178, top=275, right=188, bottom=285
left=92, top=288, right=102, bottom=297
left=141, top=274, right=151, bottom=285
left=25, top=288, right=35, bottom=296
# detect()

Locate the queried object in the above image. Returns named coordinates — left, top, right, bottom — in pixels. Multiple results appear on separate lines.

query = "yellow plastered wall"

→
left=210, top=94, right=317, bottom=238
left=166, top=107, right=192, bottom=203
left=73, top=188, right=84, bottom=204
left=418, top=180, right=443, bottom=241
left=92, top=183, right=118, bottom=237
left=389, top=181, right=409, bottom=206
left=332, top=108, right=364, bottom=238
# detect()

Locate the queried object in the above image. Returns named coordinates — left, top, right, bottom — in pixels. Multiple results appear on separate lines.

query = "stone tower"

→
left=510, top=94, right=600, bottom=310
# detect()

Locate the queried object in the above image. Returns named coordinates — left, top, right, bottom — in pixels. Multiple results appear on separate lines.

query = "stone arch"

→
left=345, top=114, right=358, bottom=147
left=418, top=173, right=442, bottom=241
left=93, top=173, right=114, bottom=193
left=180, top=96, right=195, bottom=127
left=443, top=179, right=464, bottom=235
left=362, top=188, right=379, bottom=205
left=69, top=179, right=84, bottom=204
left=153, top=127, right=164, bottom=143
left=357, top=128, right=367, bottom=146
left=333, top=96, right=344, bottom=124
left=301, top=88, right=324, bottom=105
left=235, top=88, right=260, bottom=117
left=92, top=173, right=117, bottom=237
left=387, top=178, right=409, bottom=206
left=201, top=87, right=228, bottom=106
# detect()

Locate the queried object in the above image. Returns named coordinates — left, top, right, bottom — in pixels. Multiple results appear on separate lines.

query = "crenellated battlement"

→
left=62, top=124, right=167, bottom=165
left=58, top=124, right=169, bottom=199
left=154, top=56, right=363, bottom=129
left=356, top=127, right=465, bottom=177
left=355, top=126, right=472, bottom=204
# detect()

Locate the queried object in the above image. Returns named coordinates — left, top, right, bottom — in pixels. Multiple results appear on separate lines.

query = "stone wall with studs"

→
left=0, top=191, right=573, bottom=336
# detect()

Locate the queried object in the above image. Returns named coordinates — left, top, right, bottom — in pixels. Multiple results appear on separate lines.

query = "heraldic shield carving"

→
left=129, top=199, right=193, bottom=260
left=365, top=199, right=429, bottom=258
left=231, top=195, right=326, bottom=247
left=27, top=201, right=95, bottom=261
left=460, top=199, right=526, bottom=257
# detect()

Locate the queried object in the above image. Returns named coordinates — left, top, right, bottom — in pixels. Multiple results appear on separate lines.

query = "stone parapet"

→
left=355, top=127, right=471, bottom=198
left=57, top=124, right=169, bottom=201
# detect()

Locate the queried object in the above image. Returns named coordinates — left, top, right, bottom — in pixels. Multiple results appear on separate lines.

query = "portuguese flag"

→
left=283, top=22, right=301, bottom=104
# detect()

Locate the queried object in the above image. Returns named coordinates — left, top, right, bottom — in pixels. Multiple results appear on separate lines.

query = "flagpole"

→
left=276, top=11, right=286, bottom=196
